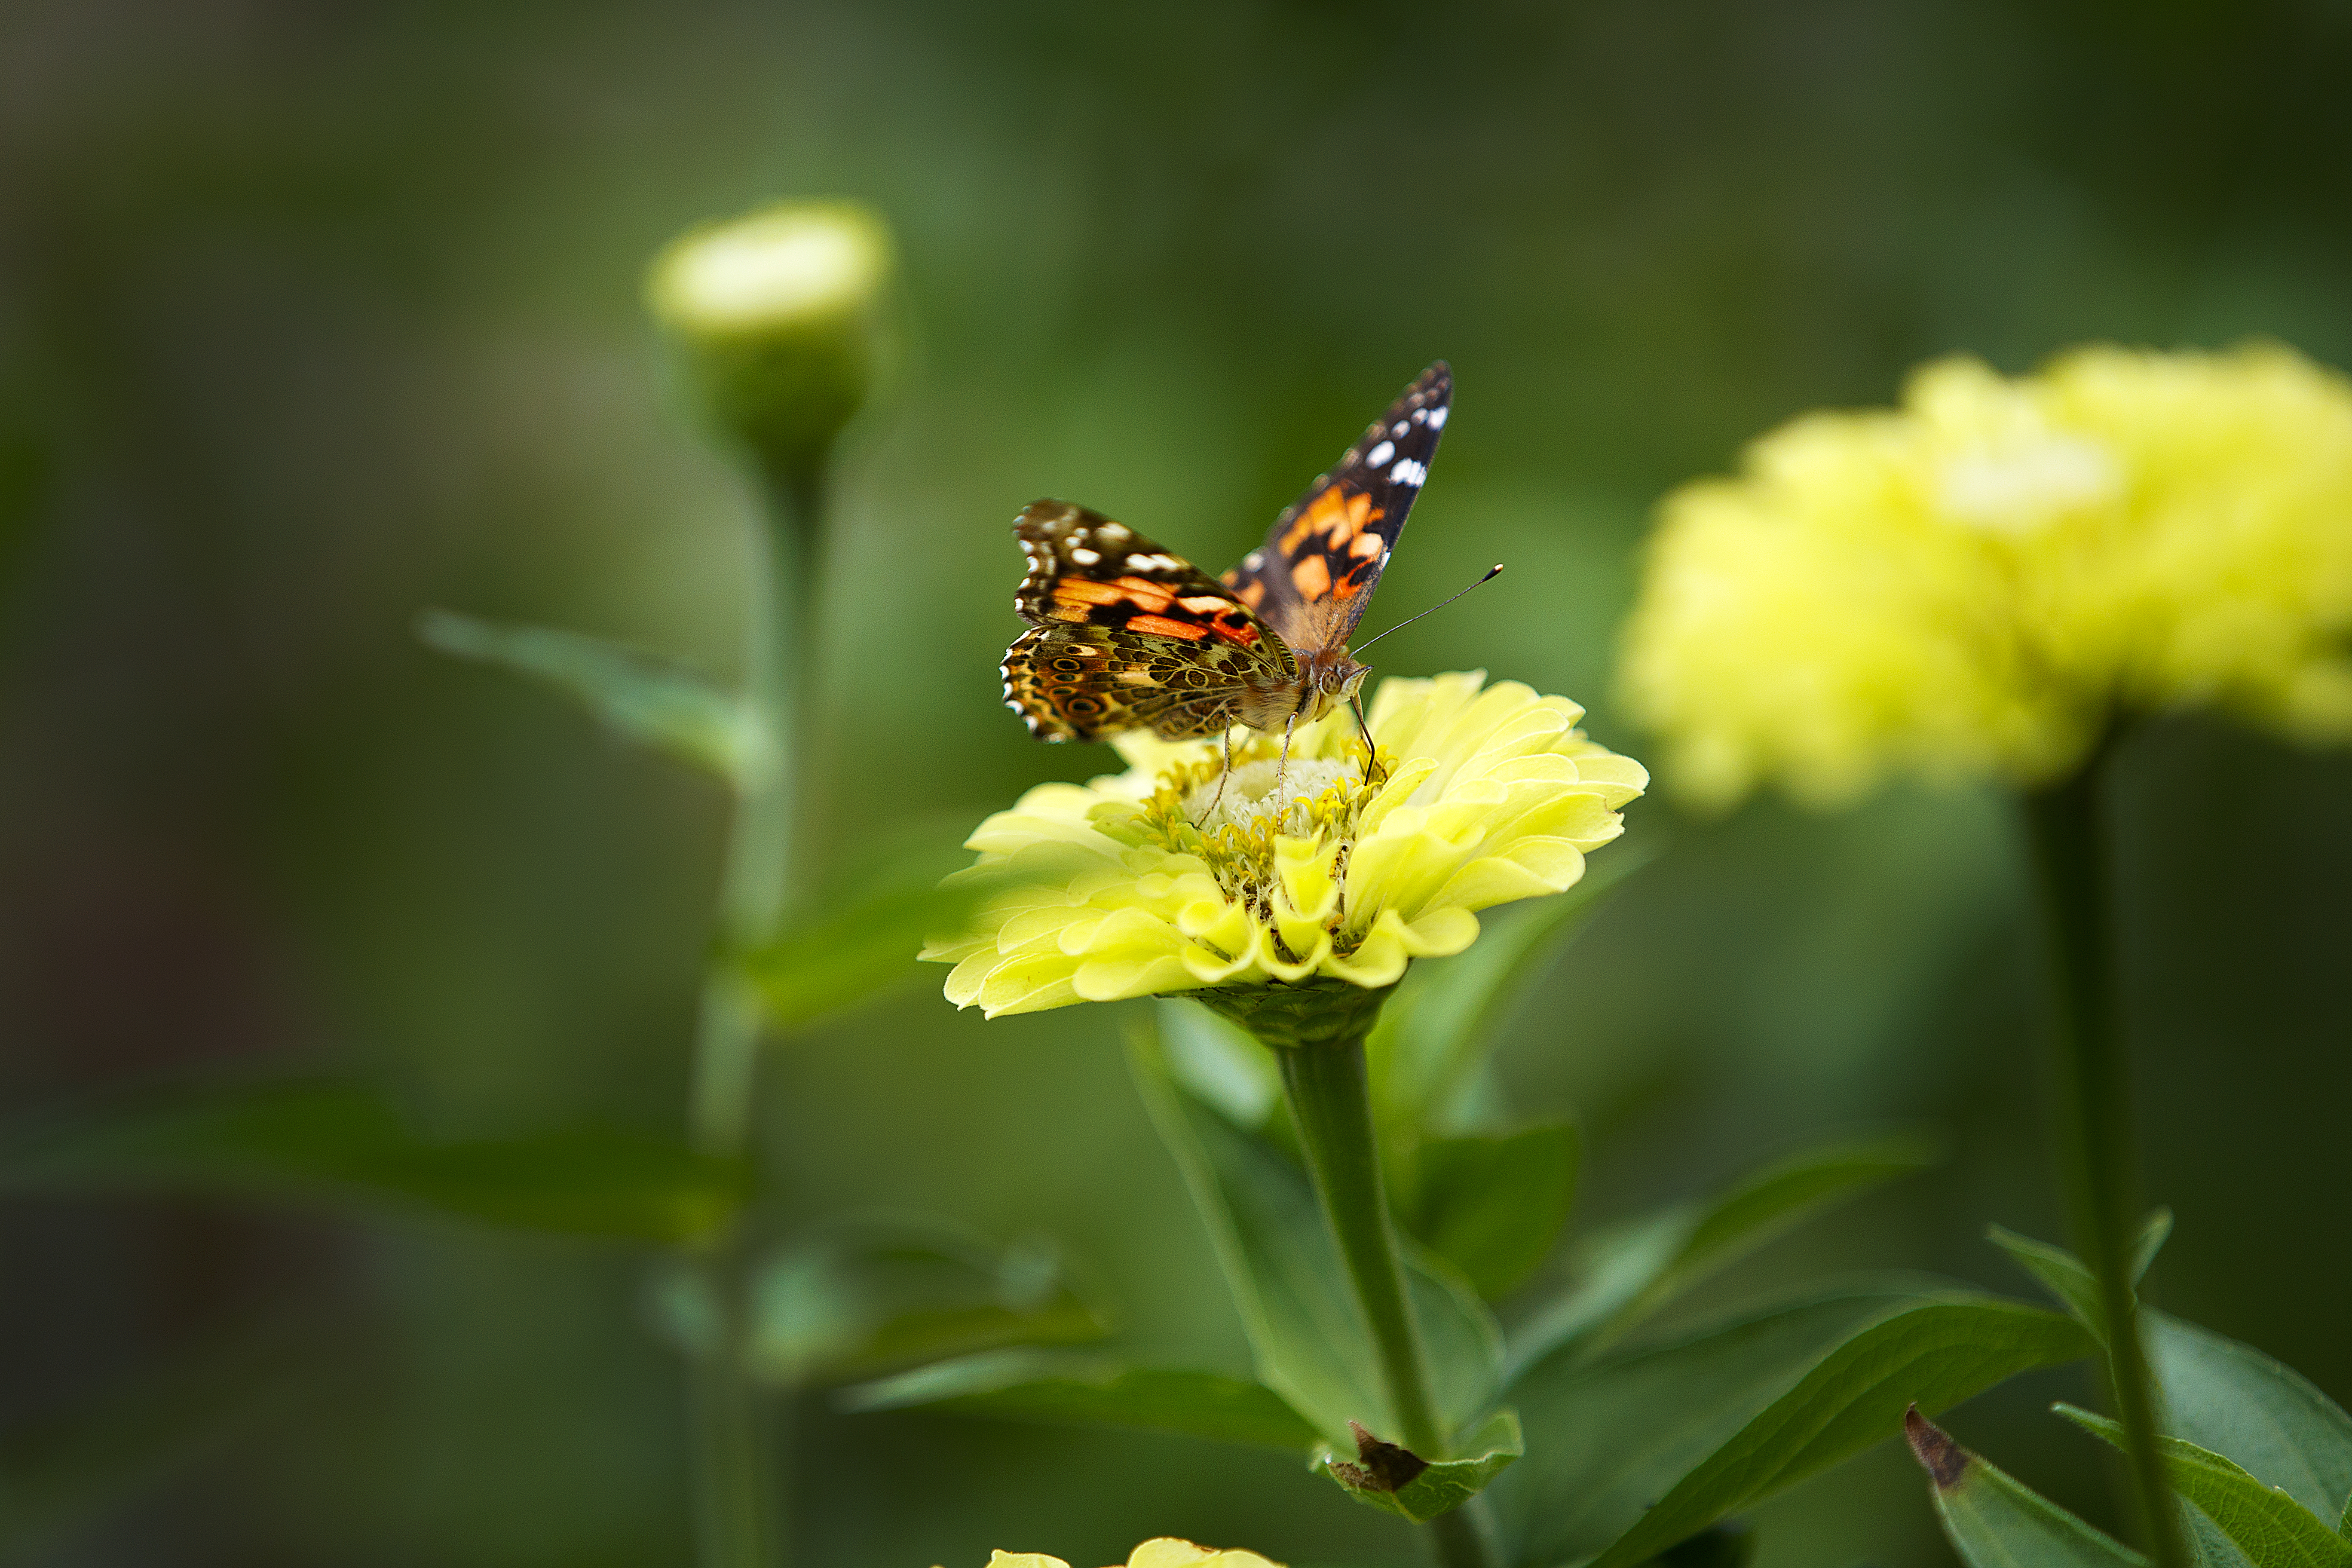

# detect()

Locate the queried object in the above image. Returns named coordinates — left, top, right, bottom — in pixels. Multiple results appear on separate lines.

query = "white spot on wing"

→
left=1391, top=421, right=1409, bottom=437
left=1389, top=457, right=1427, bottom=487
left=1426, top=406, right=1448, bottom=429
left=1070, top=546, right=1099, bottom=564
left=1243, top=551, right=1264, bottom=569
left=1366, top=439, right=1395, bottom=467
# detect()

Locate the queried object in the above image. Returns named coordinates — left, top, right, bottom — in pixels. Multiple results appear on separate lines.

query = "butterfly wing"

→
left=1221, top=361, right=1451, bottom=657
left=1003, top=499, right=1295, bottom=742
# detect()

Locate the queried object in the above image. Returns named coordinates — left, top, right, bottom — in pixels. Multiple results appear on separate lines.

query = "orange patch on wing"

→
left=1127, top=614, right=1210, bottom=641
left=1209, top=621, right=1260, bottom=646
left=1349, top=531, right=1384, bottom=558
left=1054, top=580, right=1125, bottom=606
left=1234, top=579, right=1265, bottom=609
left=1110, top=576, right=1176, bottom=609
left=1291, top=555, right=1332, bottom=600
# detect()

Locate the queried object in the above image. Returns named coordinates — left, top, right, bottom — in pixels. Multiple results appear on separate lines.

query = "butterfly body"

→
left=1001, top=363, right=1450, bottom=746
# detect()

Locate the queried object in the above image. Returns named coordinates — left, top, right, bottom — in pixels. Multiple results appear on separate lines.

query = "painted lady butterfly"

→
left=1001, top=362, right=1452, bottom=750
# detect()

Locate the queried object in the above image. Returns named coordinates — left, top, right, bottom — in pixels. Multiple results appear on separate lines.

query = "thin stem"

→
left=685, top=466, right=824, bottom=1568
left=2021, top=739, right=2185, bottom=1568
left=1277, top=1038, right=1491, bottom=1568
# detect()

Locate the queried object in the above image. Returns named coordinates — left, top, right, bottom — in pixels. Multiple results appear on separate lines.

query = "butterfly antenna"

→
left=1349, top=564, right=1504, bottom=655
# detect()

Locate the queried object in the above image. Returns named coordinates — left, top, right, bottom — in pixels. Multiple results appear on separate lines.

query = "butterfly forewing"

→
left=1220, top=361, right=1451, bottom=658
left=1002, top=500, right=1295, bottom=742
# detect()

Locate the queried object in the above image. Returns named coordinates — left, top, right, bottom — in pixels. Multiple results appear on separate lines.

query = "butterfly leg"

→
left=1275, top=711, right=1297, bottom=823
left=1349, top=693, right=1384, bottom=787
left=1198, top=726, right=1235, bottom=823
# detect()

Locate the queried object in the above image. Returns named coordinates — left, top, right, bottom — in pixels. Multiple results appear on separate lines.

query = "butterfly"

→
left=1000, top=362, right=1452, bottom=758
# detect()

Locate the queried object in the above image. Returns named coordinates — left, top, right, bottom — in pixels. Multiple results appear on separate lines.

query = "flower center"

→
left=1184, top=756, right=1354, bottom=838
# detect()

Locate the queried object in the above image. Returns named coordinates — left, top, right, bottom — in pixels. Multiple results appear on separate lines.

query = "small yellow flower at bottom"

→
left=965, top=1541, right=1285, bottom=1568
left=922, top=672, right=1646, bottom=1017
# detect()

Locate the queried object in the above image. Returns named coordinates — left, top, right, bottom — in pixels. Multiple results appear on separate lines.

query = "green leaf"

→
left=1987, top=1210, right=2173, bottom=1335
left=1508, top=1131, right=1942, bottom=1369
left=731, top=1220, right=1106, bottom=1387
left=2146, top=1311, right=2352, bottom=1524
left=1130, top=1009, right=1504, bottom=1452
left=1315, top=1407, right=1523, bottom=1522
left=1401, top=1124, right=1578, bottom=1302
left=2057, top=1405, right=2352, bottom=1568
left=0, top=1081, right=746, bottom=1245
left=1578, top=1293, right=2095, bottom=1567
left=837, top=1351, right=1321, bottom=1450
left=1367, top=850, right=1647, bottom=1139
left=1906, top=1406, right=2147, bottom=1566
left=748, top=875, right=1008, bottom=1028
left=419, top=608, right=752, bottom=783
left=1489, top=1283, right=1929, bottom=1565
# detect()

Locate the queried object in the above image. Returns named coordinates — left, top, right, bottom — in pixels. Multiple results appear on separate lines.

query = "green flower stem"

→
left=685, top=469, right=824, bottom=1568
left=2021, top=740, right=2185, bottom=1568
left=1277, top=1035, right=1491, bottom=1568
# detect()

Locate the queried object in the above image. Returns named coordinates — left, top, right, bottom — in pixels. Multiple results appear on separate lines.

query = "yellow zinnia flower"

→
left=974, top=1540, right=1283, bottom=1568
left=1619, top=343, right=2352, bottom=807
left=923, top=672, right=1646, bottom=1018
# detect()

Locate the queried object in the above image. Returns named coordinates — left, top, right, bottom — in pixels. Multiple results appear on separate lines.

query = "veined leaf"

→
left=1906, top=1406, right=2147, bottom=1566
left=2146, top=1311, right=2352, bottom=1525
left=418, top=608, right=752, bottom=784
left=1402, top=1124, right=1579, bottom=1302
left=1129, top=1011, right=1504, bottom=1453
left=734, top=1220, right=1106, bottom=1387
left=2058, top=1405, right=2352, bottom=1568
left=1366, top=851, right=1647, bottom=1140
left=838, top=1351, right=1320, bottom=1450
left=0, top=1080, right=746, bottom=1244
left=1507, top=1131, right=1941, bottom=1370
left=1988, top=1228, right=2352, bottom=1525
left=1581, top=1294, right=2094, bottom=1567
left=1314, top=1407, right=1523, bottom=1522
left=1490, top=1282, right=1937, bottom=1565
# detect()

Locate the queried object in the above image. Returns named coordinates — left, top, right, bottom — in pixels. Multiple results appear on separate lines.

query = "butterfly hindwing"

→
left=1221, top=361, right=1450, bottom=656
left=1003, top=623, right=1271, bottom=743
left=1003, top=500, right=1296, bottom=742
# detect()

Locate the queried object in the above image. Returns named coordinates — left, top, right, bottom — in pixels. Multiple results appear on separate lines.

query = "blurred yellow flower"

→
left=974, top=1543, right=1283, bottom=1568
left=923, top=672, right=1645, bottom=1017
left=1619, top=343, right=2352, bottom=807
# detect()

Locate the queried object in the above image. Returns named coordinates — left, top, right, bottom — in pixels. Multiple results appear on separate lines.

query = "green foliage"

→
left=1580, top=1295, right=2091, bottom=1568
left=745, top=875, right=1005, bottom=1028
left=2057, top=1405, right=2352, bottom=1568
left=418, top=608, right=753, bottom=784
left=735, top=1221, right=1107, bottom=1387
left=1366, top=853, right=1647, bottom=1139
left=1906, top=1407, right=2149, bottom=1566
left=1988, top=1209, right=2173, bottom=1335
left=1490, top=1283, right=2093, bottom=1567
left=0, top=1080, right=747, bottom=1244
left=2147, top=1312, right=2352, bottom=1525
left=839, top=1353, right=1323, bottom=1450
left=1400, top=1124, right=1579, bottom=1302
left=1128, top=1014, right=1504, bottom=1451
left=1509, top=1131, right=1942, bottom=1368
left=1314, top=1408, right=1525, bottom=1523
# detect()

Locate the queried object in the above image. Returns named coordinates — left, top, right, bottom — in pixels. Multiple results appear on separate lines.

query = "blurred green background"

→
left=3, top=2, right=2349, bottom=1565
